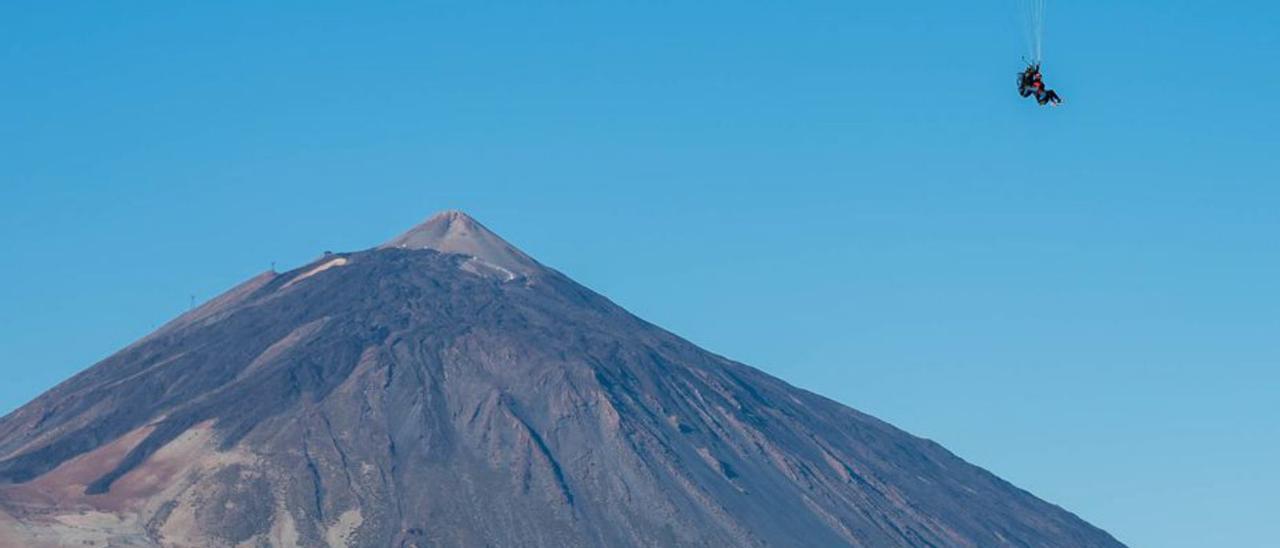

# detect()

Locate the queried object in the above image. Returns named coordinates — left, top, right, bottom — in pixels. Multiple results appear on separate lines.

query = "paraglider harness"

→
left=1018, top=63, right=1062, bottom=106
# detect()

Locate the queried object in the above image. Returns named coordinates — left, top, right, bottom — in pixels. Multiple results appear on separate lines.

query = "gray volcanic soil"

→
left=0, top=212, right=1123, bottom=547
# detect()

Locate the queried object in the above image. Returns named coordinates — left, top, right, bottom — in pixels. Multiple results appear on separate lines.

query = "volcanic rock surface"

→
left=0, top=211, right=1123, bottom=547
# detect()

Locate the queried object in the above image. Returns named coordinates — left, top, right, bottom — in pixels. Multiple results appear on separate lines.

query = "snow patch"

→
left=461, top=257, right=518, bottom=282
left=283, top=257, right=349, bottom=289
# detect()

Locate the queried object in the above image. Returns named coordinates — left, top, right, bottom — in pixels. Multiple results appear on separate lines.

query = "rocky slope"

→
left=0, top=211, right=1123, bottom=547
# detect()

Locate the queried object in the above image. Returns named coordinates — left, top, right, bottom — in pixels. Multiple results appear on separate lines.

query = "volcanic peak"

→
left=381, top=210, right=540, bottom=278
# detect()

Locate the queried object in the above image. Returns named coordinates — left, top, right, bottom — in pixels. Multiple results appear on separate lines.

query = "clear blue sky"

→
left=2, top=2, right=1276, bottom=545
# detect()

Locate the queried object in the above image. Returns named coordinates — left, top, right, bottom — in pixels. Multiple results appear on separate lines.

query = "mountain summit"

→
left=0, top=212, right=1122, bottom=547
left=381, top=210, right=541, bottom=278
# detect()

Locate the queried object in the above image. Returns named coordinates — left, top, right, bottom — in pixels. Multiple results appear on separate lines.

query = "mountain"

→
left=0, top=211, right=1122, bottom=547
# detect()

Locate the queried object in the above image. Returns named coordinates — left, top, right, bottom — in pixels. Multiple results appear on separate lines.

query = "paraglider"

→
left=1016, top=0, right=1063, bottom=106
left=1019, top=63, right=1062, bottom=106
